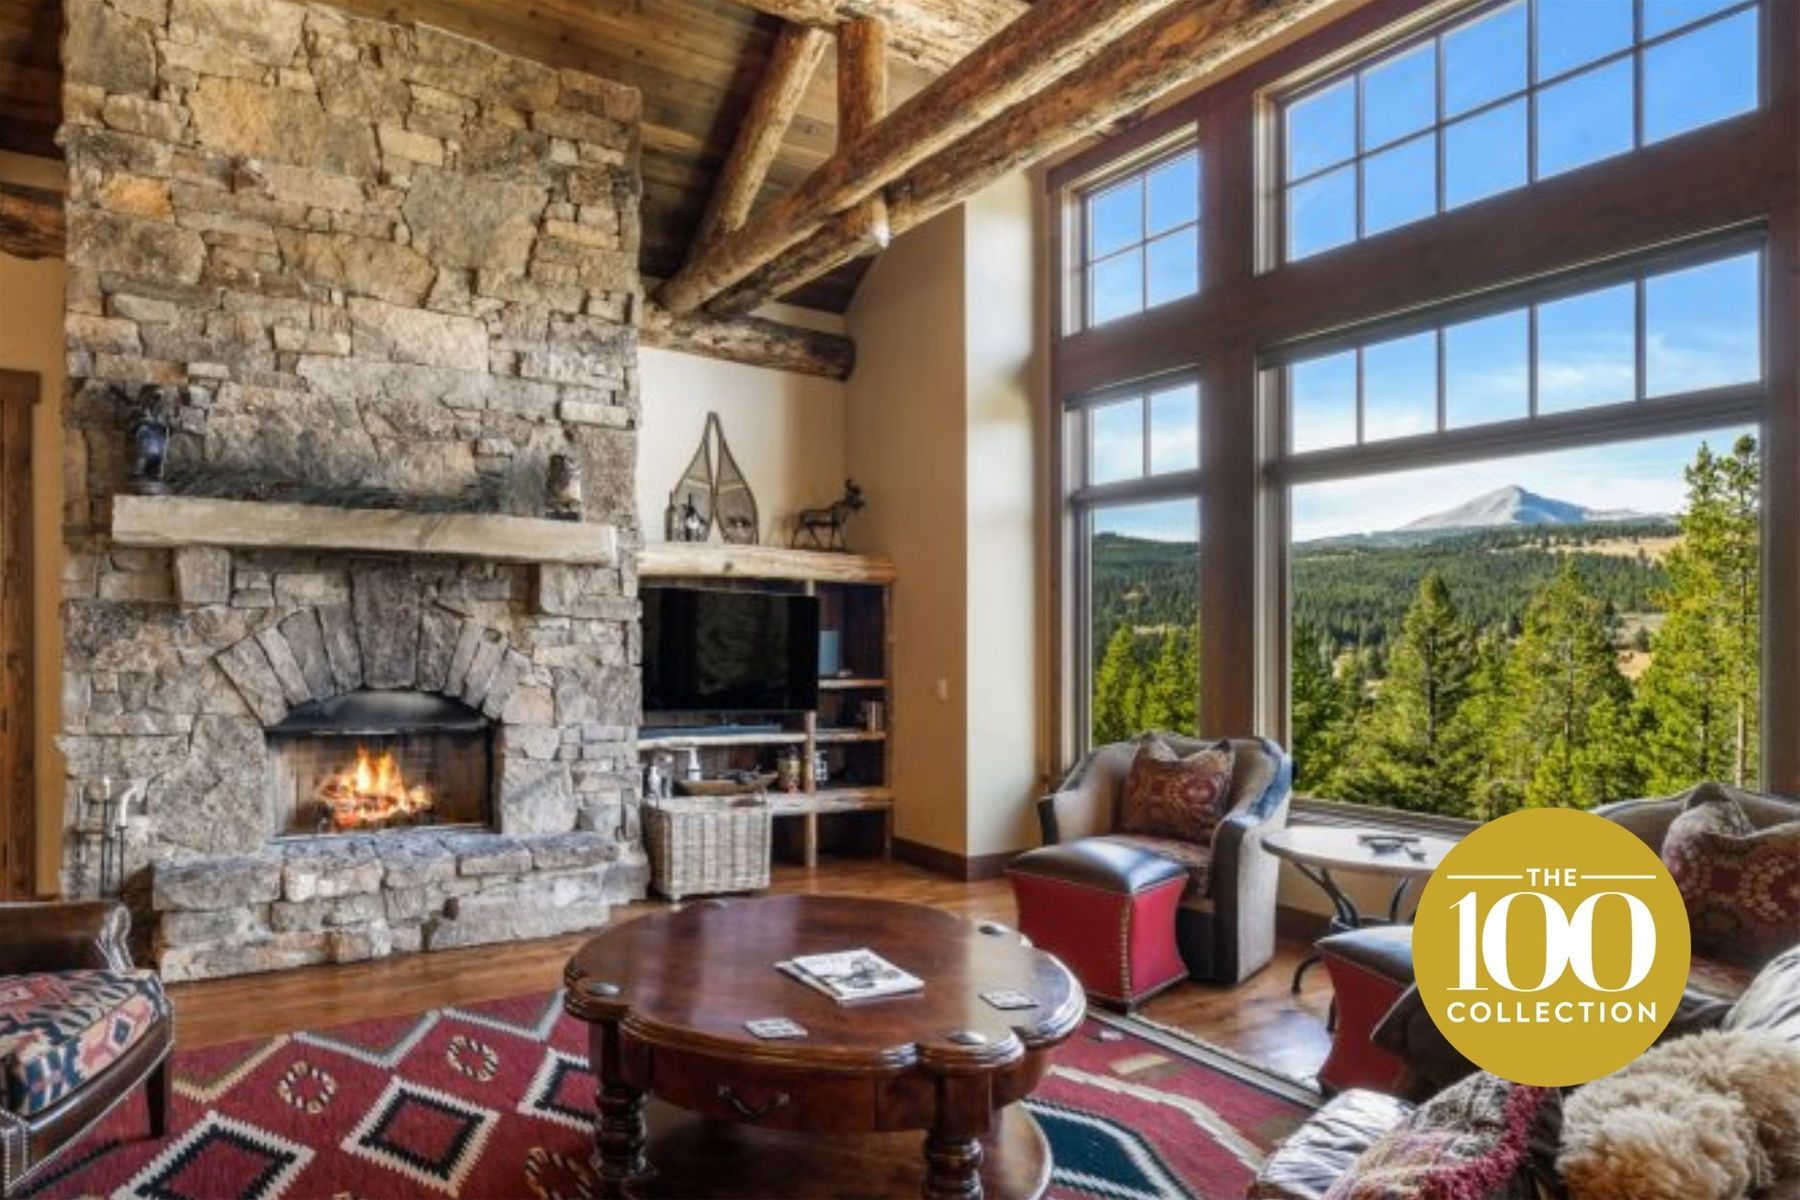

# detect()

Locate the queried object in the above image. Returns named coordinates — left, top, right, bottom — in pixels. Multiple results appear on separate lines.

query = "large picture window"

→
left=1287, top=427, right=1761, bottom=817
left=1273, top=241, right=1766, bottom=816
left=1280, top=0, right=1761, bottom=260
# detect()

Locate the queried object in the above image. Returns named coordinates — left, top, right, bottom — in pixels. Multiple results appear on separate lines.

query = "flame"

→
left=317, top=746, right=434, bottom=831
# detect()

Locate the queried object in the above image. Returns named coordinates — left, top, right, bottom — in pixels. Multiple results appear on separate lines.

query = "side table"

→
left=1261, top=826, right=1453, bottom=995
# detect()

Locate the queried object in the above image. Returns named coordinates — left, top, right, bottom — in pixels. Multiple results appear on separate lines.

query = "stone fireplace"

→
left=57, top=0, right=650, bottom=979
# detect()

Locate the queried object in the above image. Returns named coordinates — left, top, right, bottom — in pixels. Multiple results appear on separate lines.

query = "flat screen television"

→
left=642, top=586, right=820, bottom=713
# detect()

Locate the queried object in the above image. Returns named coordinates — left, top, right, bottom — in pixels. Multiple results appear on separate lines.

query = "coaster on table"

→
left=980, top=990, right=1039, bottom=1011
left=745, top=1018, right=808, bottom=1040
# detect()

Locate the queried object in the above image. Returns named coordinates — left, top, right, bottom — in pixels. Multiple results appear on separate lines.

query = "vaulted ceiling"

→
left=2, top=0, right=1345, bottom=347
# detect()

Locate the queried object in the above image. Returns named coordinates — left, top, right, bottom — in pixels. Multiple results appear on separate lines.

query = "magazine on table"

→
left=777, top=948, right=924, bottom=1002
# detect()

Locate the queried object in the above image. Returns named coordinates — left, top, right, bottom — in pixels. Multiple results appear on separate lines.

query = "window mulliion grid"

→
left=1280, top=0, right=1761, bottom=262
left=1080, top=148, right=1202, bottom=329
left=1284, top=245, right=1764, bottom=455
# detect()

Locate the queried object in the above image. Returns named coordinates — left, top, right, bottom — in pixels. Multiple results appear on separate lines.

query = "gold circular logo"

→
left=1412, top=808, right=1690, bottom=1087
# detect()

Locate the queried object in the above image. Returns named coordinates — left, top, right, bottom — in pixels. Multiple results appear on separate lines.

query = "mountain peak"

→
left=1400, top=486, right=1645, bottom=533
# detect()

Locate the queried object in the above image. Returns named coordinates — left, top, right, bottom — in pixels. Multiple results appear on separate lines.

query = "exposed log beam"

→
left=0, top=182, right=63, bottom=262
left=732, top=0, right=1026, bottom=74
left=708, top=0, right=1343, bottom=317
left=658, top=0, right=1185, bottom=316
left=836, top=16, right=891, bottom=255
left=640, top=302, right=856, bottom=380
left=692, top=24, right=830, bottom=253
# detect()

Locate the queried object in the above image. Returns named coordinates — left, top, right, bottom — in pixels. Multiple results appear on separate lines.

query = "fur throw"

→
left=1558, top=1030, right=1800, bottom=1199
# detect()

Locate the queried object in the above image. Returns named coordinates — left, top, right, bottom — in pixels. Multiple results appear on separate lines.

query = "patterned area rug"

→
left=26, top=993, right=1315, bottom=1200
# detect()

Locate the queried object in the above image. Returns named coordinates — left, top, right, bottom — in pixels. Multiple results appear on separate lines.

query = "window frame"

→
left=1272, top=0, right=1766, bottom=263
left=1066, top=136, right=1205, bottom=336
left=1271, top=231, right=1769, bottom=469
left=1065, top=373, right=1205, bottom=752
left=1044, top=0, right=1799, bottom=810
left=1264, top=236, right=1771, bottom=807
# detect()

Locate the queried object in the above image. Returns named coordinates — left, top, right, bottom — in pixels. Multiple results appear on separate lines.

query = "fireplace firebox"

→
left=267, top=692, right=495, bottom=839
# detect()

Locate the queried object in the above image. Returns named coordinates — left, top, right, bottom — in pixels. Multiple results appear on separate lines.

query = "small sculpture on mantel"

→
left=544, top=453, right=583, bottom=521
left=791, top=479, right=865, bottom=552
left=670, top=491, right=708, bottom=542
left=129, top=385, right=174, bottom=496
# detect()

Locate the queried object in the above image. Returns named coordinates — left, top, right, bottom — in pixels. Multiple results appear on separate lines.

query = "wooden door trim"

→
left=0, top=370, right=34, bottom=899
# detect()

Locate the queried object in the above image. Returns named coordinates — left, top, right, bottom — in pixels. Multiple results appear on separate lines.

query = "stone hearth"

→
left=57, top=0, right=650, bottom=978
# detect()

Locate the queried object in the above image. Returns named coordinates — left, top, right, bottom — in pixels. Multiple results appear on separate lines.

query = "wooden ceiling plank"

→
left=692, top=23, right=831, bottom=252
left=733, top=0, right=1025, bottom=73
left=835, top=16, right=891, bottom=256
left=708, top=0, right=1344, bottom=316
left=657, top=0, right=1186, bottom=315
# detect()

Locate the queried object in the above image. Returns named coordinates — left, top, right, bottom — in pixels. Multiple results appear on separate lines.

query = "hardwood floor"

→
left=167, top=857, right=1335, bottom=1083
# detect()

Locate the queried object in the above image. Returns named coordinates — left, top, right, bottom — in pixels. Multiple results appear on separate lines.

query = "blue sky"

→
left=1291, top=425, right=1757, bottom=541
left=1092, top=425, right=1757, bottom=545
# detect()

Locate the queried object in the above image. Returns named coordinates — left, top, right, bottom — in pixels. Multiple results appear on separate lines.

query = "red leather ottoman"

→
left=1007, top=840, right=1188, bottom=1010
left=1315, top=925, right=1415, bottom=1095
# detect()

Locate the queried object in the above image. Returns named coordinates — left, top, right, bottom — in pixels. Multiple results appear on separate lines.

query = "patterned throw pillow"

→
left=1325, top=1072, right=1563, bottom=1200
left=1117, top=737, right=1234, bottom=845
left=1662, top=793, right=1800, bottom=965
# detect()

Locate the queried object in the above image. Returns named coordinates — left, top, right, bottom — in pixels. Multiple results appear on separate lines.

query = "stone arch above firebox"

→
left=212, top=598, right=529, bottom=731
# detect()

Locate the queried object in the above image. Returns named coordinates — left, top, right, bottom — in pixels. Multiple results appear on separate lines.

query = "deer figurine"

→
left=792, top=479, right=866, bottom=551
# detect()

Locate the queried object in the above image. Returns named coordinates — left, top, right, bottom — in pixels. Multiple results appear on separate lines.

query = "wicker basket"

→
left=643, top=795, right=772, bottom=901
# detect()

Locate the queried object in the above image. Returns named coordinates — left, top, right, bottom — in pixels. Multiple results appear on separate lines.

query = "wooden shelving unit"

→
left=638, top=543, right=896, bottom=867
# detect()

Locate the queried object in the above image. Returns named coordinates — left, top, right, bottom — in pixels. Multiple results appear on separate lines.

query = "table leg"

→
left=596, top=1079, right=648, bottom=1197
left=1289, top=865, right=1364, bottom=995
left=589, top=1017, right=650, bottom=1198
left=1387, top=877, right=1414, bottom=922
left=924, top=1128, right=984, bottom=1200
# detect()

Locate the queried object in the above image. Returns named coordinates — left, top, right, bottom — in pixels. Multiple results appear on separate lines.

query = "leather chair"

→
left=1, top=901, right=174, bottom=1198
left=1036, top=735, right=1293, bottom=984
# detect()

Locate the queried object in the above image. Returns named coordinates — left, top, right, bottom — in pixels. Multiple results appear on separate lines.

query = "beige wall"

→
left=846, top=174, right=1045, bottom=862
left=845, top=209, right=970, bottom=854
left=0, top=151, right=67, bottom=895
left=962, top=174, right=1044, bottom=858
left=637, top=336, right=848, bottom=546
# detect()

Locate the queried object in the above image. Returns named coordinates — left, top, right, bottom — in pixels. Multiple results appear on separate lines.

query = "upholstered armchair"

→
left=1, top=901, right=174, bottom=1198
left=1036, top=735, right=1293, bottom=984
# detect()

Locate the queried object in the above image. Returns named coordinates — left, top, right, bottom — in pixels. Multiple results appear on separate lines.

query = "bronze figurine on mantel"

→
left=791, top=479, right=865, bottom=552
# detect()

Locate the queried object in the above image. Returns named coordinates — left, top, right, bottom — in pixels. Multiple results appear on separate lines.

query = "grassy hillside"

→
left=1091, top=520, right=1677, bottom=664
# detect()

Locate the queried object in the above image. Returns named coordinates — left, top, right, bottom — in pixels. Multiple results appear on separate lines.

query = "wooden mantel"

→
left=638, top=541, right=894, bottom=584
left=112, top=495, right=619, bottom=565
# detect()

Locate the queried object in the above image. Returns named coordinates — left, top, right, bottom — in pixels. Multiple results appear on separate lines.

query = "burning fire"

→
left=317, top=746, right=434, bottom=831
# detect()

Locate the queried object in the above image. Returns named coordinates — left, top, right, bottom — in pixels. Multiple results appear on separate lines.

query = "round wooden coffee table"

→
left=564, top=894, right=1085, bottom=1200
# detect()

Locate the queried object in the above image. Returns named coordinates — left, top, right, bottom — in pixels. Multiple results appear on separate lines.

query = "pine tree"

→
left=1338, top=572, right=1482, bottom=814
left=1138, top=626, right=1200, bottom=736
left=1091, top=625, right=1144, bottom=744
left=1290, top=623, right=1350, bottom=793
left=1453, top=633, right=1517, bottom=820
left=1638, top=436, right=1761, bottom=790
left=1499, top=561, right=1635, bottom=809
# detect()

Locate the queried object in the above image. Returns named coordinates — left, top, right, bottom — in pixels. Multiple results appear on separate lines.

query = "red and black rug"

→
left=25, top=992, right=1315, bottom=1200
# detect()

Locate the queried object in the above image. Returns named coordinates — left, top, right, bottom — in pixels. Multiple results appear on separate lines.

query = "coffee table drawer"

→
left=646, top=1045, right=878, bottom=1133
